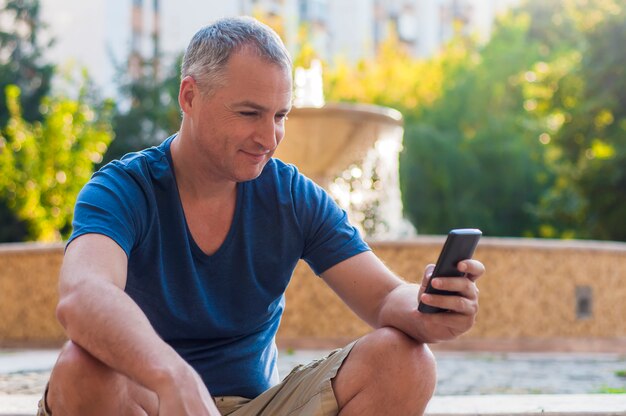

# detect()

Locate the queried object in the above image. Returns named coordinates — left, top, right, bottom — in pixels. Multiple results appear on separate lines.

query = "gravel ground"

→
left=432, top=351, right=626, bottom=395
left=1, top=349, right=625, bottom=396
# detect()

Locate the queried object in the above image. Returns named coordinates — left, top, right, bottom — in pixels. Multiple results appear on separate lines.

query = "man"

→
left=39, top=16, right=485, bottom=416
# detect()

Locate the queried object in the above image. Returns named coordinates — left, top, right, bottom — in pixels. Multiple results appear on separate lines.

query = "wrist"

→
left=144, top=349, right=191, bottom=394
left=377, top=284, right=416, bottom=326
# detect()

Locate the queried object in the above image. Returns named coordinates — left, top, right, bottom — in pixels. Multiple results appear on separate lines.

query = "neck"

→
left=170, top=131, right=236, bottom=200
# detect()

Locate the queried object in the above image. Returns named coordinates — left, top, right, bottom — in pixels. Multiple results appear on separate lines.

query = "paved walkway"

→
left=1, top=349, right=625, bottom=415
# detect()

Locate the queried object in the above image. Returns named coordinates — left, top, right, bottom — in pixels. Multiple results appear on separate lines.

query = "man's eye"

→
left=276, top=114, right=289, bottom=121
left=240, top=111, right=258, bottom=117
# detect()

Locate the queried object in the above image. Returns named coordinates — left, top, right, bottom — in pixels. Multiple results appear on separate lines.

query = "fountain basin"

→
left=275, top=102, right=403, bottom=186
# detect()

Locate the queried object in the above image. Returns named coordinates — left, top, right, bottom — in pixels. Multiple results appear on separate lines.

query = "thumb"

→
left=419, top=264, right=435, bottom=296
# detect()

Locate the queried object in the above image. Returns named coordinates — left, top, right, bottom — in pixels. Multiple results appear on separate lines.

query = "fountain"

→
left=274, top=61, right=415, bottom=239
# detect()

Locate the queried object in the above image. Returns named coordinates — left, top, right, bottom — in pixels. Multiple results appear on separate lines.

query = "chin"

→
left=235, top=167, right=266, bottom=182
left=232, top=156, right=271, bottom=182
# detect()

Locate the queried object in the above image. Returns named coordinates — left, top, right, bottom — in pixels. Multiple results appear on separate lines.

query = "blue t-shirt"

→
left=69, top=134, right=370, bottom=398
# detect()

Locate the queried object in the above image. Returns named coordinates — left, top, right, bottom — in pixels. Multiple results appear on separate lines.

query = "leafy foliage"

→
left=3, top=0, right=624, bottom=241
left=544, top=6, right=626, bottom=240
left=101, top=56, right=182, bottom=165
left=0, top=0, right=53, bottom=125
left=0, top=0, right=55, bottom=241
left=0, top=84, right=113, bottom=241
left=400, top=12, right=553, bottom=236
left=324, top=32, right=470, bottom=114
left=324, top=0, right=626, bottom=240
left=0, top=0, right=177, bottom=242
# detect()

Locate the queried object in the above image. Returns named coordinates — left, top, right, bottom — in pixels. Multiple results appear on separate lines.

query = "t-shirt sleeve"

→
left=67, top=162, right=148, bottom=257
left=291, top=166, right=370, bottom=275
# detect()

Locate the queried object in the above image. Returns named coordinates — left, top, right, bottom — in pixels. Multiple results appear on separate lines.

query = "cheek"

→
left=276, top=124, right=286, bottom=142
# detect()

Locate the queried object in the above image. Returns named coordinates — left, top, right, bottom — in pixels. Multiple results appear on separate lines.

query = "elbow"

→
left=55, top=291, right=75, bottom=330
left=55, top=281, right=87, bottom=333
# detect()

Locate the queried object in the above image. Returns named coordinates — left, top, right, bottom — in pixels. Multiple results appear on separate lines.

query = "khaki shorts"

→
left=38, top=341, right=356, bottom=416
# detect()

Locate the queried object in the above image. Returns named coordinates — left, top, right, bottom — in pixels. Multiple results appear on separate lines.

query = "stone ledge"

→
left=0, top=394, right=38, bottom=416
left=3, top=239, right=626, bottom=348
left=425, top=394, right=626, bottom=416
left=0, top=242, right=64, bottom=254
left=1, top=394, right=624, bottom=416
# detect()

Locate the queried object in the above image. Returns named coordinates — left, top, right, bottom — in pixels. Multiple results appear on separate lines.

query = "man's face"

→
left=184, top=50, right=292, bottom=183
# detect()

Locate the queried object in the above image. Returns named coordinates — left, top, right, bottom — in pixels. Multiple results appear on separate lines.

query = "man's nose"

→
left=256, top=117, right=279, bottom=150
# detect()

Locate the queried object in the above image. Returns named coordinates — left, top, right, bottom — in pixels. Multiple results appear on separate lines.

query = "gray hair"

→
left=181, top=16, right=292, bottom=96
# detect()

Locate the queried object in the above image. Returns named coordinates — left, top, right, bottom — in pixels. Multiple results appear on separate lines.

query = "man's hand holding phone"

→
left=416, top=229, right=485, bottom=342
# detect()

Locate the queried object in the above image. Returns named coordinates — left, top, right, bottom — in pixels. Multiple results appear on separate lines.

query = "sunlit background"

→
left=1, top=0, right=625, bottom=243
left=38, top=0, right=517, bottom=95
left=1, top=2, right=626, bottom=405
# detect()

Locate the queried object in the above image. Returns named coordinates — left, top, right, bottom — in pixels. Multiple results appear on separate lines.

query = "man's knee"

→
left=337, top=327, right=437, bottom=390
left=48, top=342, right=126, bottom=415
left=48, top=342, right=159, bottom=416
left=52, top=341, right=116, bottom=384
left=55, top=341, right=97, bottom=369
left=333, top=328, right=436, bottom=415
left=362, top=327, right=437, bottom=384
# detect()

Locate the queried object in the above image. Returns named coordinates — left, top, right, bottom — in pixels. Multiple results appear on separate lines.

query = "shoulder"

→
left=76, top=137, right=175, bottom=221
left=261, top=158, right=299, bottom=179
left=252, top=158, right=330, bottom=210
left=250, top=158, right=299, bottom=193
left=259, top=158, right=316, bottom=190
left=70, top=139, right=174, bottom=255
left=92, top=138, right=172, bottom=190
left=104, top=139, right=170, bottom=177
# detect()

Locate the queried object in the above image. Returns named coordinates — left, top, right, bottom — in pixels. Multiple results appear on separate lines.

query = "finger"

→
left=457, top=260, right=485, bottom=282
left=421, top=308, right=477, bottom=333
left=420, top=293, right=478, bottom=316
left=430, top=277, right=479, bottom=300
left=420, top=264, right=435, bottom=290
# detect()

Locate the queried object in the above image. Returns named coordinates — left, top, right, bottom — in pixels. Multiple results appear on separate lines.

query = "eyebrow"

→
left=232, top=100, right=291, bottom=113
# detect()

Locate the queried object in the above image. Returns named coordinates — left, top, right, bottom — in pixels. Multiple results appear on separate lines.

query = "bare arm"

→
left=56, top=233, right=218, bottom=415
left=320, top=251, right=485, bottom=343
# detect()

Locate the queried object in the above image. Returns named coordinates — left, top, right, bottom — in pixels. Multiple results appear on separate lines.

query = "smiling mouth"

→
left=241, top=150, right=270, bottom=161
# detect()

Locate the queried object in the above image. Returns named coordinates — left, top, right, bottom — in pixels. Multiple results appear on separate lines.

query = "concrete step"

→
left=0, top=394, right=39, bottom=416
left=425, top=394, right=626, bottom=416
left=1, top=394, right=624, bottom=416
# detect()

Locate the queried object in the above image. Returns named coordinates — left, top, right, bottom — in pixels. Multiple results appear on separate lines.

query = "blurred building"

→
left=39, top=0, right=519, bottom=95
left=236, top=0, right=520, bottom=62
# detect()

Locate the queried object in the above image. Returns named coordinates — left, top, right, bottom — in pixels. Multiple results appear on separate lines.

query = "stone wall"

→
left=0, top=243, right=65, bottom=347
left=279, top=238, right=626, bottom=351
left=1, top=238, right=625, bottom=350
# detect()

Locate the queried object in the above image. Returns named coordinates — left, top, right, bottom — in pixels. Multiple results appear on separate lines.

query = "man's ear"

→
left=179, top=76, right=197, bottom=115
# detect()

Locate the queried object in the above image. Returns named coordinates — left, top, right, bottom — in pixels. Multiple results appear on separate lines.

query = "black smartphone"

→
left=418, top=228, right=482, bottom=314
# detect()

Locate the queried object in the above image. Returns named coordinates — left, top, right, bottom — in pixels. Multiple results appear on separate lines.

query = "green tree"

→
left=399, top=0, right=626, bottom=240
left=324, top=31, right=469, bottom=114
left=400, top=12, right=554, bottom=236
left=0, top=0, right=55, bottom=241
left=0, top=84, right=114, bottom=241
left=0, top=0, right=54, bottom=125
left=543, top=8, right=626, bottom=240
left=101, top=56, right=182, bottom=165
left=507, top=0, right=626, bottom=240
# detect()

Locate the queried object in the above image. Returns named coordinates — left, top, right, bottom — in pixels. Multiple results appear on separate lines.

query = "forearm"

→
left=57, top=278, right=188, bottom=393
left=377, top=283, right=433, bottom=343
left=322, top=251, right=468, bottom=344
